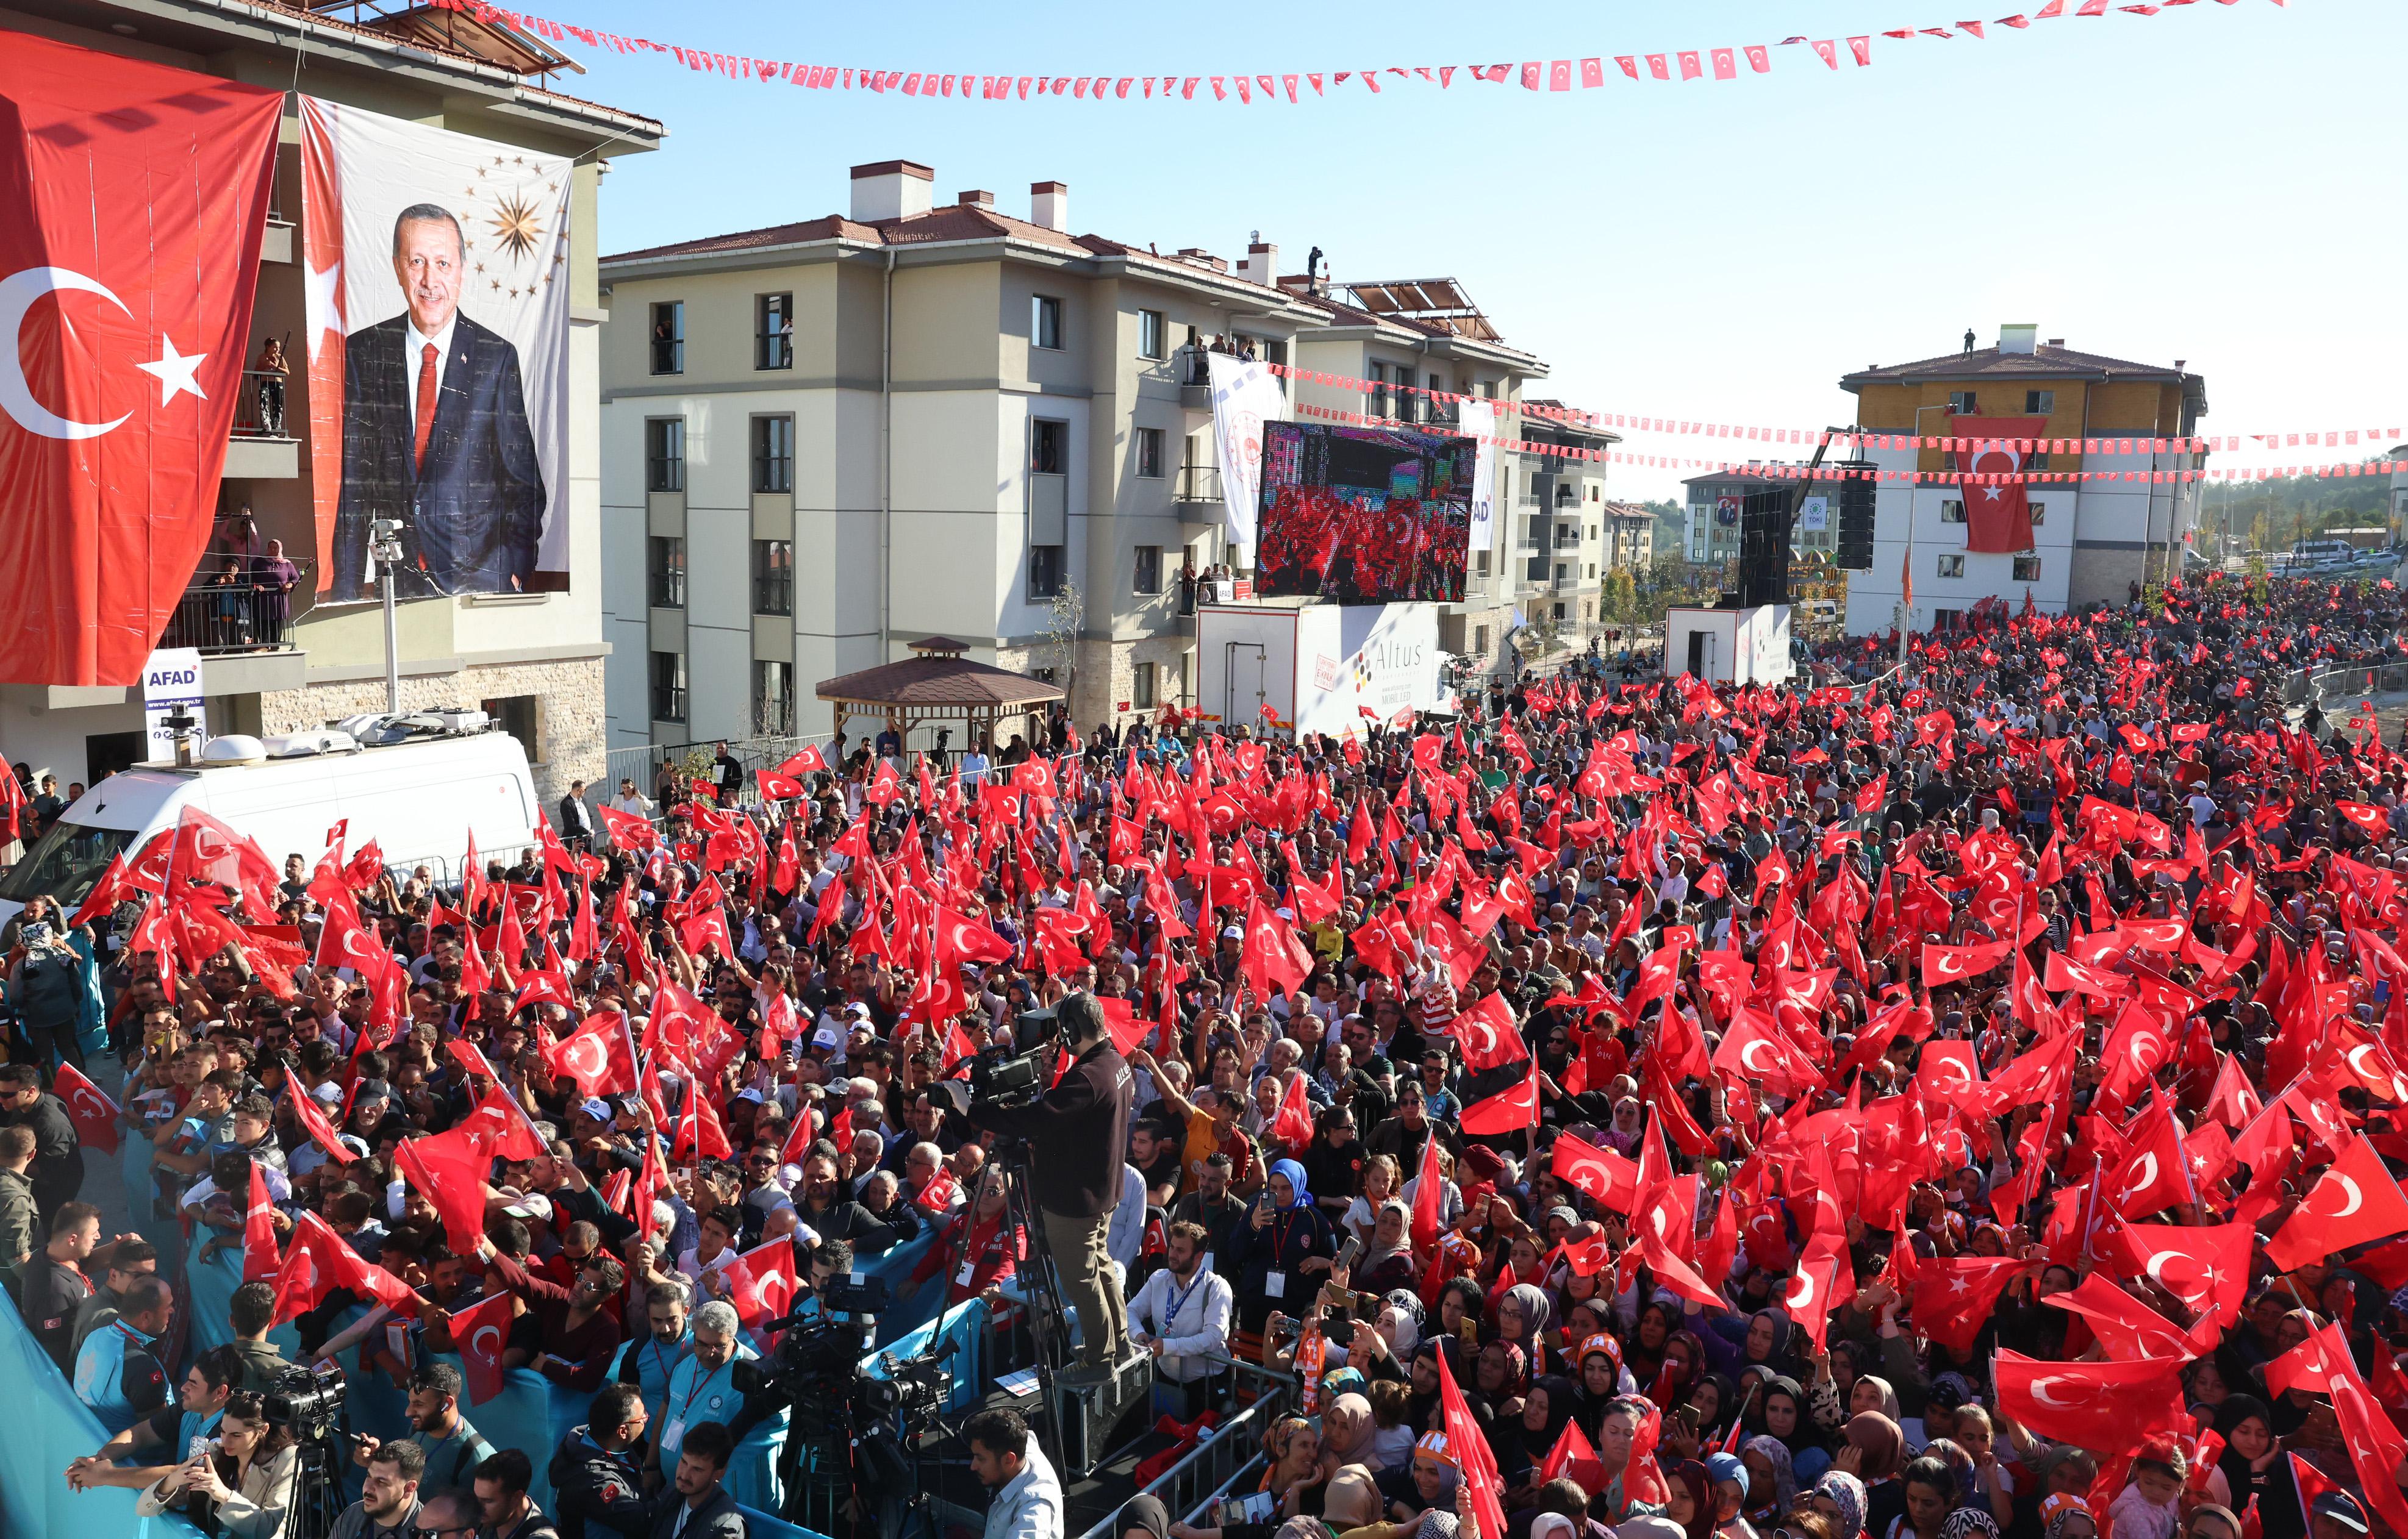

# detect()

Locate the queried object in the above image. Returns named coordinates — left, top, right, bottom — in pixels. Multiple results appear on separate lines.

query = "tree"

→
left=1042, top=576, right=1085, bottom=698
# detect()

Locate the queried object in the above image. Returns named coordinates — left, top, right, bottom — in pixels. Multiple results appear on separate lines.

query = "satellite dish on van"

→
left=199, top=735, right=269, bottom=766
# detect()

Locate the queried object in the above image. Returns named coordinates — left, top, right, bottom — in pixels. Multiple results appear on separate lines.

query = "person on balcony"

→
left=248, top=539, right=300, bottom=648
left=252, top=337, right=287, bottom=435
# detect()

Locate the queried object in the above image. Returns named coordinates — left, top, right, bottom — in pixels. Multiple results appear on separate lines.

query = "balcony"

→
left=225, top=369, right=299, bottom=478
left=156, top=559, right=312, bottom=657
left=1175, top=462, right=1223, bottom=525
left=1175, top=347, right=1213, bottom=409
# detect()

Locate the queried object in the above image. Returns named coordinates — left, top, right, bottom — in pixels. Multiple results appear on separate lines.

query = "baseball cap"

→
left=1222, top=925, right=1244, bottom=941
left=2313, top=1494, right=2368, bottom=1535
left=845, top=1001, right=873, bottom=1019
left=811, top=1024, right=840, bottom=1049
left=355, top=1079, right=392, bottom=1104
left=501, top=1191, right=553, bottom=1222
left=578, top=1098, right=612, bottom=1123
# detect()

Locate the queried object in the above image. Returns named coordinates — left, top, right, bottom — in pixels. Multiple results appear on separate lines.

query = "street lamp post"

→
left=369, top=518, right=404, bottom=714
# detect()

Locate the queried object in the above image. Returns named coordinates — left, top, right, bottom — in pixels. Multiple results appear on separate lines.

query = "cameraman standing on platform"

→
left=964, top=993, right=1134, bottom=1384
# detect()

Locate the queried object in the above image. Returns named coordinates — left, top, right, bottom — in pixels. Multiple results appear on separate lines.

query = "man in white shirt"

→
left=1105, top=1163, right=1147, bottom=1279
left=1125, top=1221, right=1233, bottom=1412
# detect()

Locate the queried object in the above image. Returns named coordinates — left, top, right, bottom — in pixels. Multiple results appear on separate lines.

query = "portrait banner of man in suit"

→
left=299, top=98, right=572, bottom=602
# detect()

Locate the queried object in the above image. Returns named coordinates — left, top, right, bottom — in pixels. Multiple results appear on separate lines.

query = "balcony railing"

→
left=1175, top=462, right=1222, bottom=502
left=230, top=370, right=295, bottom=438
left=156, top=558, right=313, bottom=655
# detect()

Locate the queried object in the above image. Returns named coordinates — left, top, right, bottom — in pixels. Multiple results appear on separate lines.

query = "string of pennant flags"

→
left=427, top=0, right=2284, bottom=101
left=1290, top=402, right=2406, bottom=487
left=1264, top=363, right=2402, bottom=465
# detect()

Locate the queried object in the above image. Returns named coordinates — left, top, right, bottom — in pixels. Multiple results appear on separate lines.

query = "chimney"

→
left=848, top=160, right=933, bottom=223
left=1030, top=180, right=1068, bottom=232
left=1999, top=323, right=2038, bottom=356
left=2046, top=338, right=2065, bottom=349
left=956, top=189, right=994, bottom=210
left=1239, top=240, right=1278, bottom=288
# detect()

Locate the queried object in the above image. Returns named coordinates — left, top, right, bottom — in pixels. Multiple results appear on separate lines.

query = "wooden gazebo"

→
left=816, top=635, right=1065, bottom=754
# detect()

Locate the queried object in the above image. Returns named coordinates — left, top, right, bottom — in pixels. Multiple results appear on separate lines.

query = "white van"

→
left=0, top=716, right=541, bottom=930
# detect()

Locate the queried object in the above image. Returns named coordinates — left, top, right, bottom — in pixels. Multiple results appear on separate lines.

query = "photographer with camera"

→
left=967, top=1407, right=1062, bottom=1539
left=962, top=992, right=1134, bottom=1384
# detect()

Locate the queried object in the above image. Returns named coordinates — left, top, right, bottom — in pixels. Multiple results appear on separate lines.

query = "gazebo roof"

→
left=816, top=650, right=1064, bottom=710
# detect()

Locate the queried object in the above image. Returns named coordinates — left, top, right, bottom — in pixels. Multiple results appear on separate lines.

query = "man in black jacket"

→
left=650, top=1420, right=745, bottom=1539
left=548, top=1384, right=651, bottom=1539
left=965, top=993, right=1134, bottom=1383
left=0, top=1062, right=84, bottom=1221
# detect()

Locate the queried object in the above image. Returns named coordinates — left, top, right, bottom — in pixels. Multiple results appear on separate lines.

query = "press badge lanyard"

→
left=678, top=1360, right=731, bottom=1422
left=1162, top=1269, right=1204, bottom=1335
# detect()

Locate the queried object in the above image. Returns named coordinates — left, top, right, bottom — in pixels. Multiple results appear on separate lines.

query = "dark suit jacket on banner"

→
left=332, top=312, right=546, bottom=601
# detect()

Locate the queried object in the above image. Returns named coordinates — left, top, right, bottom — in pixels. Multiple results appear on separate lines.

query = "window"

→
left=647, top=536, right=684, bottom=607
left=1030, top=419, right=1067, bottom=475
left=1947, top=391, right=1976, bottom=413
left=649, top=651, right=687, bottom=723
left=2025, top=389, right=2055, bottom=415
left=2029, top=501, right=2046, bottom=525
left=1941, top=499, right=1966, bottom=523
left=756, top=293, right=794, bottom=370
left=1586, top=563, right=1596, bottom=578
left=1472, top=624, right=1490, bottom=654
left=752, top=660, right=794, bottom=735
left=1554, top=563, right=1568, bottom=581
left=479, top=695, right=541, bottom=766
left=1136, top=427, right=1165, bottom=479
left=1474, top=550, right=1490, bottom=577
left=1028, top=544, right=1064, bottom=599
left=2013, top=555, right=2043, bottom=582
left=1552, top=602, right=1567, bottom=621
left=650, top=301, right=683, bottom=374
left=751, top=415, right=795, bottom=494
left=1133, top=661, right=1157, bottom=710
left=752, top=539, right=793, bottom=615
left=2027, top=451, right=2051, bottom=471
left=1937, top=554, right=1965, bottom=578
left=1932, top=607, right=1962, bottom=629
left=1139, top=309, right=1166, bottom=360
left=1368, top=362, right=1389, bottom=420
left=1032, top=295, right=1062, bottom=351
left=645, top=418, right=685, bottom=492
left=1134, top=545, right=1161, bottom=595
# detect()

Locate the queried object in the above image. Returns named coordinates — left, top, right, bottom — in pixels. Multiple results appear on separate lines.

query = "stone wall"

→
left=256, top=655, right=606, bottom=803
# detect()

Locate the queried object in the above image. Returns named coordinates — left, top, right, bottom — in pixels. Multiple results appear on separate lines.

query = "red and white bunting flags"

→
left=412, top=0, right=2276, bottom=123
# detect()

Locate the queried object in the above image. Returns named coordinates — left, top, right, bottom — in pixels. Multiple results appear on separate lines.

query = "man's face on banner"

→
left=393, top=214, right=464, bottom=337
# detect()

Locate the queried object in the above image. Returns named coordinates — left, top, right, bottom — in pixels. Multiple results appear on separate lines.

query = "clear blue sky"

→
left=561, top=0, right=2397, bottom=499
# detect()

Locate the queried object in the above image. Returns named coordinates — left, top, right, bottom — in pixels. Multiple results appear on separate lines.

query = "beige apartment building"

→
left=0, top=0, right=658, bottom=801
left=597, top=160, right=1556, bottom=749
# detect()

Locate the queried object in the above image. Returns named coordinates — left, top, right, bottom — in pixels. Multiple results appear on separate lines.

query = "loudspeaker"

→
left=1737, top=489, right=1790, bottom=608
left=1835, top=462, right=1877, bottom=571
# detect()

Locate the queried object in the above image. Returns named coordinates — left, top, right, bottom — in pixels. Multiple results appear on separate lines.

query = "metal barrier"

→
left=2301, top=663, right=2408, bottom=714
left=1069, top=1359, right=1297, bottom=1539
left=155, top=559, right=314, bottom=654
left=603, top=734, right=838, bottom=806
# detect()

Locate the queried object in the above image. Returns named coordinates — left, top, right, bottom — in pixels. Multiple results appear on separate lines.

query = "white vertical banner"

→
left=1459, top=399, right=1497, bottom=556
left=142, top=648, right=206, bottom=763
left=1206, top=352, right=1285, bottom=554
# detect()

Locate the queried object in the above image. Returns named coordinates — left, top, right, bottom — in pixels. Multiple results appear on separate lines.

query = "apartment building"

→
left=1841, top=326, right=2209, bottom=632
left=0, top=0, right=657, bottom=801
left=597, top=161, right=1550, bottom=748
left=1598, top=503, right=1658, bottom=573
left=1682, top=463, right=1836, bottom=571
left=1504, top=406, right=1624, bottom=630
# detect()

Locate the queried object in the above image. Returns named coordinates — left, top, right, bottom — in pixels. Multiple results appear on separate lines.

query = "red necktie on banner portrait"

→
left=0, top=30, right=282, bottom=685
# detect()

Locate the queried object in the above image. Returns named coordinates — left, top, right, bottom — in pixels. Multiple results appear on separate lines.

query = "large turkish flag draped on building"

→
left=0, top=30, right=281, bottom=684
left=1955, top=415, right=2049, bottom=554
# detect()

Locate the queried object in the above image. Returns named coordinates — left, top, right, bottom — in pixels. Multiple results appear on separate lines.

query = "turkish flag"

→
left=723, top=1238, right=798, bottom=1329
left=51, top=1063, right=121, bottom=1154
left=449, top=1289, right=514, bottom=1405
left=1955, top=416, right=2050, bottom=554
left=1436, top=1330, right=1510, bottom=1539
left=1913, top=1255, right=2032, bottom=1354
left=271, top=1211, right=417, bottom=1326
left=2105, top=1221, right=2252, bottom=1328
left=0, top=32, right=281, bottom=684
left=2042, top=1273, right=2195, bottom=1362
left=598, top=807, right=658, bottom=854
left=1551, top=1132, right=1639, bottom=1214
left=543, top=1011, right=638, bottom=1098
left=1920, top=938, right=2013, bottom=988
left=2264, top=1132, right=2408, bottom=1270
left=1410, top=1122, right=1447, bottom=1255
left=776, top=744, right=827, bottom=778
left=1455, top=991, right=1539, bottom=1135
left=2328, top=1369, right=2408, bottom=1538
left=1993, top=1349, right=2189, bottom=1452
left=396, top=1129, right=493, bottom=1257
left=242, top=1162, right=281, bottom=1283
left=914, top=1162, right=960, bottom=1214
left=757, top=770, right=804, bottom=801
left=1538, top=1416, right=1608, bottom=1494
left=1269, top=1069, right=1315, bottom=1152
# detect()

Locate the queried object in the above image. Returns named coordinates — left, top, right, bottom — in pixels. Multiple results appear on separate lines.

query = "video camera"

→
left=263, top=1360, right=347, bottom=1441
left=967, top=1003, right=1062, bottom=1115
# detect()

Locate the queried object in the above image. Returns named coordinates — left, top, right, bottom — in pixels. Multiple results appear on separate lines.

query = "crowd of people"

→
left=9, top=570, right=2408, bottom=1539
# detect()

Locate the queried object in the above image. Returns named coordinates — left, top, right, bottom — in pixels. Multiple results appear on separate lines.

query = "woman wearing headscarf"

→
left=1320, top=1392, right=1381, bottom=1476
left=1838, top=1412, right=1908, bottom=1539
left=1225, top=1158, right=1338, bottom=1334
left=1500, top=1284, right=1555, bottom=1377
left=1604, top=1097, right=1647, bottom=1155
left=1812, top=1471, right=1869, bottom=1539
left=1664, top=1459, right=1719, bottom=1539
left=1740, top=1436, right=1799, bottom=1530
left=2204, top=1395, right=2303, bottom=1539
left=1499, top=1373, right=1580, bottom=1497
left=1355, top=1199, right=1421, bottom=1298
left=1937, top=1509, right=1999, bottom=1539
left=1703, top=1307, right=1804, bottom=1383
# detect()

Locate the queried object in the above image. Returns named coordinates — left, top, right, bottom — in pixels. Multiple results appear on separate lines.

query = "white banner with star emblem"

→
left=300, top=98, right=573, bottom=601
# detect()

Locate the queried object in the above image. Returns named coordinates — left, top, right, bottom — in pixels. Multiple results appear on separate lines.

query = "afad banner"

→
left=300, top=98, right=572, bottom=602
left=0, top=30, right=279, bottom=686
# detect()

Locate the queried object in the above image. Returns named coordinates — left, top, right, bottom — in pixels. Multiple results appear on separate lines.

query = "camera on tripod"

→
left=968, top=1004, right=1062, bottom=1113
left=263, top=1360, right=347, bottom=1441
